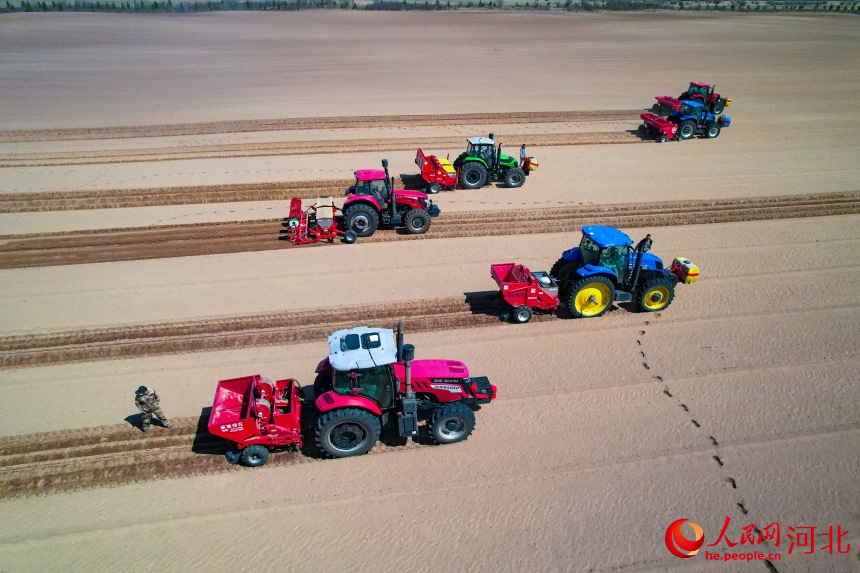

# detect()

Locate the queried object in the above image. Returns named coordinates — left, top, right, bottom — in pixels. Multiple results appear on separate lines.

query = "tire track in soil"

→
left=0, top=192, right=857, bottom=270
left=0, top=294, right=525, bottom=369
left=0, top=131, right=637, bottom=167
left=0, top=110, right=640, bottom=143
left=0, top=414, right=426, bottom=501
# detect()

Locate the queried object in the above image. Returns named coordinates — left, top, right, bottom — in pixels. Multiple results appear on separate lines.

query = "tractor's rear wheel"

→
left=678, top=121, right=696, bottom=140
left=504, top=167, right=526, bottom=188
left=512, top=305, right=533, bottom=324
left=343, top=204, right=380, bottom=237
left=460, top=162, right=487, bottom=189
left=315, top=408, right=381, bottom=458
left=705, top=124, right=721, bottom=139
left=568, top=276, right=616, bottom=318
left=428, top=402, right=476, bottom=445
left=404, top=209, right=431, bottom=234
left=638, top=278, right=675, bottom=313
left=241, top=444, right=270, bottom=467
left=712, top=100, right=725, bottom=114
left=313, top=372, right=331, bottom=398
left=550, top=257, right=578, bottom=284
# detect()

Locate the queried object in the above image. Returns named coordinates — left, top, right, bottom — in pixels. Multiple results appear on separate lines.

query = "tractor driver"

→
left=368, top=179, right=388, bottom=206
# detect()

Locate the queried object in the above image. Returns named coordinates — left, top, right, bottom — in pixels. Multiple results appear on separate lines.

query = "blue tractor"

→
left=670, top=99, right=731, bottom=140
left=549, top=226, right=698, bottom=318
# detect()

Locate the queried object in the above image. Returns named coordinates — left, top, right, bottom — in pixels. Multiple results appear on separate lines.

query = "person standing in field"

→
left=520, top=144, right=527, bottom=167
left=135, top=386, right=173, bottom=433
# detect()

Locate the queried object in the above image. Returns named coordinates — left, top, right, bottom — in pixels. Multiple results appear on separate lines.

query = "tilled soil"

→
left=0, top=110, right=640, bottom=143
left=0, top=131, right=637, bottom=167
left=1, top=192, right=857, bottom=269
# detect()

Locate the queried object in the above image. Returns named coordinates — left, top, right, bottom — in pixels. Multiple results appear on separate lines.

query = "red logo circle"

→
left=665, top=519, right=704, bottom=558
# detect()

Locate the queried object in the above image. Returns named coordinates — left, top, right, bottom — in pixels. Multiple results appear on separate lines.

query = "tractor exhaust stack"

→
left=629, top=234, right=652, bottom=291
left=398, top=343, right=419, bottom=438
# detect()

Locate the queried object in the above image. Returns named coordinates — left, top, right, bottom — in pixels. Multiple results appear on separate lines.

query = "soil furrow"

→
left=0, top=110, right=640, bottom=143
left=0, top=131, right=637, bottom=167
left=0, top=193, right=857, bottom=269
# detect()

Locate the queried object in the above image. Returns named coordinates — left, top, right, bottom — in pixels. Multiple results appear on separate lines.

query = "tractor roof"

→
left=582, top=225, right=633, bottom=248
left=690, top=81, right=711, bottom=88
left=355, top=169, right=386, bottom=181
left=328, top=326, right=397, bottom=371
left=681, top=99, right=706, bottom=109
left=467, top=137, right=494, bottom=145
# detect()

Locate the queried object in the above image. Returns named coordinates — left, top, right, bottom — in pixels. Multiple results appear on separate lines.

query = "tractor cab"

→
left=685, top=82, right=711, bottom=100
left=352, top=169, right=392, bottom=210
left=673, top=100, right=707, bottom=123
left=465, top=137, right=497, bottom=167
left=326, top=326, right=399, bottom=410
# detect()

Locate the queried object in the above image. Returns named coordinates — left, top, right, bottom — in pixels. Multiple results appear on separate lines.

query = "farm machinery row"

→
left=639, top=81, right=733, bottom=142
left=208, top=322, right=496, bottom=467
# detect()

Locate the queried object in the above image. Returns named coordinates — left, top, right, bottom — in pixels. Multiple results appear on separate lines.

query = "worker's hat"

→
left=136, top=385, right=149, bottom=394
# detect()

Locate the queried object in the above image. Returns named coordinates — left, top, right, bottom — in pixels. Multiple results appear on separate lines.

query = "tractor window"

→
left=333, top=366, right=394, bottom=409
left=599, top=247, right=628, bottom=280
left=469, top=144, right=493, bottom=163
left=369, top=180, right=388, bottom=205
left=579, top=236, right=600, bottom=266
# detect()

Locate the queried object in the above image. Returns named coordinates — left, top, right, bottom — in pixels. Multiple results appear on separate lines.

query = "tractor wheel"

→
left=313, top=372, right=331, bottom=398
left=428, top=402, right=476, bottom=445
left=512, top=305, right=533, bottom=324
left=638, top=123, right=648, bottom=134
left=241, top=444, right=270, bottom=467
left=705, top=124, right=721, bottom=139
left=342, top=230, right=357, bottom=244
left=427, top=182, right=441, bottom=195
left=567, top=276, right=616, bottom=319
left=343, top=204, right=379, bottom=237
left=404, top=209, right=431, bottom=234
left=678, top=121, right=696, bottom=140
left=550, top=257, right=578, bottom=284
left=315, top=408, right=381, bottom=458
left=712, top=100, right=725, bottom=114
left=638, top=278, right=675, bottom=313
left=504, top=167, right=526, bottom=188
left=459, top=162, right=487, bottom=189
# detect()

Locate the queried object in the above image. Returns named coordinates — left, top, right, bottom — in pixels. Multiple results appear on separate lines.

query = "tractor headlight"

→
left=419, top=197, right=429, bottom=209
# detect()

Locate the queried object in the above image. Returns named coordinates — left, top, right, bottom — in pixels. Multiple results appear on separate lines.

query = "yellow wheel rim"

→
left=643, top=285, right=671, bottom=310
left=574, top=282, right=612, bottom=316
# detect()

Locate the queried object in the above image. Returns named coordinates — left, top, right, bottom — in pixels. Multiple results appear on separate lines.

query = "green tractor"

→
left=452, top=133, right=534, bottom=190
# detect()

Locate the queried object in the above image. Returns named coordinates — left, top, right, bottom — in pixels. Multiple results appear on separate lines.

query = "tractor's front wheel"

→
left=459, top=162, right=487, bottom=189
left=504, top=167, right=526, bottom=188
left=343, top=204, right=380, bottom=237
left=568, top=276, right=616, bottom=318
left=705, top=124, right=721, bottom=139
left=315, top=408, right=381, bottom=458
left=678, top=121, right=696, bottom=140
left=428, top=402, right=476, bottom=445
left=404, top=209, right=431, bottom=234
left=712, top=100, right=725, bottom=114
left=241, top=444, right=270, bottom=467
left=638, top=278, right=675, bottom=313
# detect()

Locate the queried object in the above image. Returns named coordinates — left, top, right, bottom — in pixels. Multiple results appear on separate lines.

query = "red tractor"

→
left=343, top=159, right=440, bottom=237
left=208, top=323, right=496, bottom=466
left=652, top=82, right=732, bottom=116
